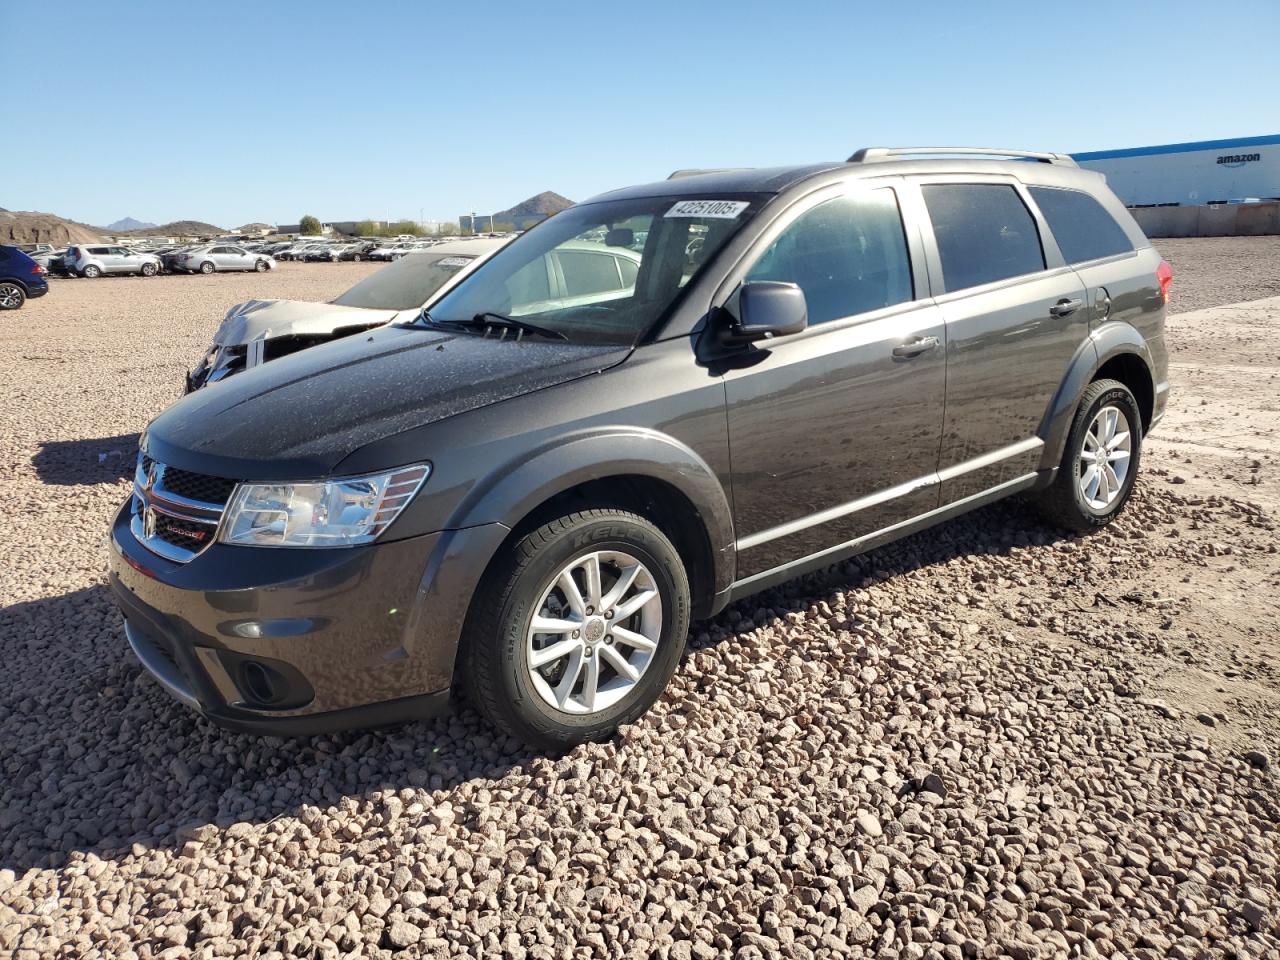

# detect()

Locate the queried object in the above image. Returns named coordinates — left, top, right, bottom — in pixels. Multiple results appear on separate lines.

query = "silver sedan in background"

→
left=176, top=244, right=276, bottom=275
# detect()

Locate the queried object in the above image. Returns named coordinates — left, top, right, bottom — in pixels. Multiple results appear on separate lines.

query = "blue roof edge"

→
left=1072, top=134, right=1280, bottom=162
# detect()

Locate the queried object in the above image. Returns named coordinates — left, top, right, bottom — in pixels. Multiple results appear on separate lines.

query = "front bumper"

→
left=107, top=499, right=510, bottom=735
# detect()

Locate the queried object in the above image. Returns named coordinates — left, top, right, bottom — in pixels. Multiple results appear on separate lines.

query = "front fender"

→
left=445, top=426, right=736, bottom=602
left=1037, top=321, right=1154, bottom=473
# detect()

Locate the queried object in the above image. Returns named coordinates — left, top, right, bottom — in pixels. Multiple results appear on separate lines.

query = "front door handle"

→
left=892, top=335, right=940, bottom=359
left=1050, top=297, right=1084, bottom=317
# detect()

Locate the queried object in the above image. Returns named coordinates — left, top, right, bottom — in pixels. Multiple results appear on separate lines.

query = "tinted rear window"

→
left=1029, top=186, right=1134, bottom=265
left=558, top=250, right=623, bottom=297
left=922, top=184, right=1045, bottom=292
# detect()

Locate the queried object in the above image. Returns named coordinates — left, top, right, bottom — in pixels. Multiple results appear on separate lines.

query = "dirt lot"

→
left=1, top=243, right=1278, bottom=959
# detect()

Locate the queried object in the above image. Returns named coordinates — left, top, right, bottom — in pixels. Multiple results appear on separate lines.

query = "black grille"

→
left=154, top=512, right=218, bottom=551
left=161, top=467, right=237, bottom=505
left=141, top=454, right=238, bottom=505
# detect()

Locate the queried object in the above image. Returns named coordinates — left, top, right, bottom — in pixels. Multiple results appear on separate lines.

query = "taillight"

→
left=1157, top=260, right=1173, bottom=305
left=31, top=263, right=46, bottom=275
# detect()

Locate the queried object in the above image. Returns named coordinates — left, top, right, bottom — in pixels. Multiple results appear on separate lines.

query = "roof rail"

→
left=848, top=147, right=1078, bottom=167
left=666, top=167, right=752, bottom=180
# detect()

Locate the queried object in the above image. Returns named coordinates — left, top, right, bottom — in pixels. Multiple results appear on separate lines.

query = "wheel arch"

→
left=1038, top=322, right=1156, bottom=473
left=444, top=428, right=735, bottom=618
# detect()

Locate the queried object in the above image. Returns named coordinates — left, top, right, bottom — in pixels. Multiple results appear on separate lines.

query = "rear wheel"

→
left=0, top=282, right=25, bottom=309
left=462, top=509, right=690, bottom=749
left=352, top=253, right=362, bottom=262
left=140, top=262, right=157, bottom=277
left=199, top=261, right=215, bottom=275
left=1035, top=378, right=1142, bottom=532
left=82, top=264, right=102, bottom=278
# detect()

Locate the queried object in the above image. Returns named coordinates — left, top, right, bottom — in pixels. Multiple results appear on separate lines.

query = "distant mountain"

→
left=1, top=210, right=104, bottom=246
left=494, top=191, right=574, bottom=221
left=114, top=219, right=225, bottom=237
left=106, top=216, right=157, bottom=232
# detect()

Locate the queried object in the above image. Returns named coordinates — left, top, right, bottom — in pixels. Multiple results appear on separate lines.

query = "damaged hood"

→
left=214, top=299, right=399, bottom=345
left=145, top=323, right=630, bottom=478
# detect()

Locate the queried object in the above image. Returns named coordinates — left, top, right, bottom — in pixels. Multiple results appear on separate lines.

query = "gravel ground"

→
left=2, top=247, right=1278, bottom=959
left=1156, top=236, right=1280, bottom=315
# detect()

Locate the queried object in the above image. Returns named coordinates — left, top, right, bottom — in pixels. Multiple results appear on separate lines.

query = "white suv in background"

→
left=66, top=245, right=162, bottom=278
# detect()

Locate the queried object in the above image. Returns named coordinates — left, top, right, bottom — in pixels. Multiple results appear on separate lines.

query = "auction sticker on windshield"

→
left=665, top=200, right=750, bottom=219
left=436, top=257, right=472, bottom=268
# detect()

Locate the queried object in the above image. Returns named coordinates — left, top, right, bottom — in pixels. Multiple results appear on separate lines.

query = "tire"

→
left=255, top=259, right=268, bottom=272
left=352, top=253, right=362, bottom=262
left=0, top=282, right=25, bottom=310
left=462, top=509, right=691, bottom=750
left=199, top=261, right=215, bottom=275
left=1035, top=378, right=1143, bottom=533
left=140, top=262, right=157, bottom=277
left=82, top=264, right=102, bottom=279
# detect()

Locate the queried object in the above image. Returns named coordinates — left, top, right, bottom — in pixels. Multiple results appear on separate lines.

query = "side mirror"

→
left=726, top=281, right=808, bottom=343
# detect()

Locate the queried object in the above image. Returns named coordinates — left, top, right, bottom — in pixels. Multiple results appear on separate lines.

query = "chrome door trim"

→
left=734, top=437, right=1042, bottom=552
left=937, top=437, right=1042, bottom=483
left=730, top=471, right=1039, bottom=597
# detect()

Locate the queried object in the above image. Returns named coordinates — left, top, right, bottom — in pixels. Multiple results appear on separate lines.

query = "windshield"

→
left=425, top=194, right=763, bottom=345
left=332, top=251, right=480, bottom=311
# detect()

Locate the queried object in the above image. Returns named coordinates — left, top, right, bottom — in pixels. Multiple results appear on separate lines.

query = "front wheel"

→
left=1035, top=378, right=1143, bottom=532
left=255, top=259, right=268, bottom=272
left=199, top=261, right=215, bottom=275
left=352, top=253, right=362, bottom=262
left=462, top=509, right=690, bottom=749
left=140, top=262, right=157, bottom=277
left=0, top=282, right=25, bottom=309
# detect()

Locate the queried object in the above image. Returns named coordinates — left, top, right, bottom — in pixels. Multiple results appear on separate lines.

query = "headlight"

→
left=220, top=464, right=429, bottom=547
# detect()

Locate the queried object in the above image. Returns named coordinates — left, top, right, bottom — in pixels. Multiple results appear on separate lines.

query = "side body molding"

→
left=1037, top=320, right=1155, bottom=474
left=445, top=426, right=738, bottom=603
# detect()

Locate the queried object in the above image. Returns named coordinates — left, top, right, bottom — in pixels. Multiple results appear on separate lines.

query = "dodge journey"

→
left=108, top=146, right=1170, bottom=748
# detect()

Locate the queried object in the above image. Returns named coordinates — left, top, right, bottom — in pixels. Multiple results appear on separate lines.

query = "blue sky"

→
left=6, top=0, right=1278, bottom=229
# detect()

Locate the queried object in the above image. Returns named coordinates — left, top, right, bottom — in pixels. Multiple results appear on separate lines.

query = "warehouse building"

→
left=1071, top=134, right=1280, bottom=207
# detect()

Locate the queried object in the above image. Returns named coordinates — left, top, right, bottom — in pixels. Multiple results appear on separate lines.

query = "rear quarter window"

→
left=1028, top=186, right=1134, bottom=264
left=921, top=183, right=1045, bottom=292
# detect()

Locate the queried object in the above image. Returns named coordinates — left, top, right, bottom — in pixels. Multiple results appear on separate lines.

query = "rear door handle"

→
left=1050, top=298, right=1084, bottom=317
left=892, top=335, right=940, bottom=359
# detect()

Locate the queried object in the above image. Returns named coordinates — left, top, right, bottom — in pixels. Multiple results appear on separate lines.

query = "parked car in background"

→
left=65, top=245, right=161, bottom=278
left=177, top=245, right=275, bottom=274
left=187, top=237, right=510, bottom=389
left=277, top=241, right=327, bottom=261
left=303, top=244, right=345, bottom=262
left=338, top=242, right=379, bottom=261
left=115, top=148, right=1170, bottom=746
left=365, top=244, right=394, bottom=261
left=31, top=248, right=71, bottom=276
left=0, top=245, right=50, bottom=309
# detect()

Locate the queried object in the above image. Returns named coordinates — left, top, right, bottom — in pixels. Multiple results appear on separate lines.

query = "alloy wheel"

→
left=1079, top=405, right=1132, bottom=510
left=0, top=284, right=23, bottom=309
left=525, top=550, right=662, bottom=715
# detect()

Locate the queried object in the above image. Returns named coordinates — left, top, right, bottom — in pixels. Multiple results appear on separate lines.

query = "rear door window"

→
left=1028, top=186, right=1134, bottom=264
left=557, top=250, right=624, bottom=296
left=921, top=184, right=1045, bottom=292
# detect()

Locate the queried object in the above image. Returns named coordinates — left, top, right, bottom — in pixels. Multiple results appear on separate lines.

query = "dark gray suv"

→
left=108, top=147, right=1171, bottom=748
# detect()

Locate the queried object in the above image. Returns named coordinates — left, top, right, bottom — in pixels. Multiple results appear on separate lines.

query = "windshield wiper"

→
left=425, top=312, right=567, bottom=341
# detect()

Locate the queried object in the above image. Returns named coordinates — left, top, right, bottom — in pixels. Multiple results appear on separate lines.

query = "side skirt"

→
left=725, top=471, right=1044, bottom=604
